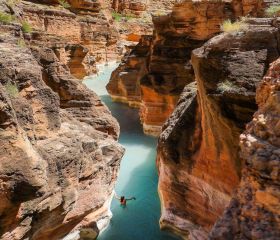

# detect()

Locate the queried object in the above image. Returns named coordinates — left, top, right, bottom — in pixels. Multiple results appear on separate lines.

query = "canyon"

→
left=0, top=0, right=279, bottom=240
left=158, top=17, right=280, bottom=239
left=107, top=0, right=268, bottom=136
left=107, top=0, right=280, bottom=239
left=0, top=0, right=125, bottom=239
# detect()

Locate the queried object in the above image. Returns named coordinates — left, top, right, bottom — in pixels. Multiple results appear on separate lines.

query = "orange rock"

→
left=19, top=0, right=119, bottom=79
left=158, top=17, right=280, bottom=239
left=209, top=57, right=280, bottom=240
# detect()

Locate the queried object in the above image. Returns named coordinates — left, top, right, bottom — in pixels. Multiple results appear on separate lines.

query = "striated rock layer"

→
left=157, top=18, right=280, bottom=239
left=107, top=0, right=267, bottom=136
left=107, top=35, right=152, bottom=107
left=210, top=57, right=280, bottom=240
left=0, top=23, right=124, bottom=240
left=13, top=0, right=120, bottom=79
left=111, top=0, right=175, bottom=42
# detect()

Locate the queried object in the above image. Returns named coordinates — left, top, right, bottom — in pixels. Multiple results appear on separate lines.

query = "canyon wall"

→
left=110, top=0, right=176, bottom=42
left=0, top=2, right=124, bottom=240
left=209, top=57, right=280, bottom=240
left=15, top=0, right=120, bottom=79
left=157, top=17, right=280, bottom=239
left=107, top=0, right=267, bottom=136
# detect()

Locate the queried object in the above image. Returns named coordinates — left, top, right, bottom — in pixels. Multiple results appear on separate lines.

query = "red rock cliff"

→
left=16, top=0, right=120, bottom=79
left=107, top=0, right=266, bottom=136
left=209, top=57, right=280, bottom=240
left=0, top=2, right=124, bottom=239
left=157, top=17, right=280, bottom=239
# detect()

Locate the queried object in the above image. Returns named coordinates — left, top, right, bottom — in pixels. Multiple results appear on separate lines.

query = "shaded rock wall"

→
left=107, top=35, right=152, bottom=107
left=157, top=18, right=280, bottom=239
left=209, top=57, right=280, bottom=240
left=0, top=22, right=124, bottom=240
left=107, top=0, right=266, bottom=136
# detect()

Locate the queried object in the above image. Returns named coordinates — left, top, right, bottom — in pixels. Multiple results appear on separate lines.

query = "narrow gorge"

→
left=0, top=1, right=279, bottom=240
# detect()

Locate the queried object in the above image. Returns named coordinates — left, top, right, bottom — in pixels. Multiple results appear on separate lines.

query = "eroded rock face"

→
left=107, top=35, right=152, bottom=107
left=157, top=18, right=280, bottom=239
left=110, top=0, right=176, bottom=43
left=0, top=28, right=124, bottom=240
left=108, top=0, right=266, bottom=136
left=15, top=0, right=119, bottom=79
left=112, top=0, right=147, bottom=15
left=209, top=57, right=280, bottom=240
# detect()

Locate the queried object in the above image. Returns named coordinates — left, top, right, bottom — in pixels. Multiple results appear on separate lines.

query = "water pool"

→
left=83, top=63, right=179, bottom=240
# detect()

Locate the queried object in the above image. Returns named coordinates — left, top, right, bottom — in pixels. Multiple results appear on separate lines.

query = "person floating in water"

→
left=114, top=191, right=136, bottom=206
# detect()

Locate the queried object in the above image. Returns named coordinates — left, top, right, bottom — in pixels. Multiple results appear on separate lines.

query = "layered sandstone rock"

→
left=0, top=24, right=124, bottom=240
left=108, top=0, right=266, bottom=136
left=11, top=0, right=120, bottom=79
left=107, top=35, right=152, bottom=107
left=110, top=0, right=175, bottom=42
left=157, top=18, right=280, bottom=239
left=112, top=0, right=147, bottom=15
left=209, top=57, right=280, bottom=240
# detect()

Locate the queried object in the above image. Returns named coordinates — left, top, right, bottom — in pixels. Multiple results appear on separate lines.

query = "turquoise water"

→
left=83, top=63, right=179, bottom=240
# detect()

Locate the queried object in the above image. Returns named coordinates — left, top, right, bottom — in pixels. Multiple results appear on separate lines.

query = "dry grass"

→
left=58, top=0, right=70, bottom=9
left=22, top=21, right=32, bottom=33
left=217, top=80, right=239, bottom=93
left=5, top=82, right=19, bottom=97
left=221, top=19, right=247, bottom=33
left=265, top=5, right=280, bottom=17
left=0, top=12, right=15, bottom=23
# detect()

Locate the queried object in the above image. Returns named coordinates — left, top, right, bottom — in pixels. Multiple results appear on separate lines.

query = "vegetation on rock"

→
left=217, top=80, right=239, bottom=93
left=112, top=11, right=136, bottom=22
left=58, top=0, right=70, bottom=9
left=221, top=19, right=247, bottom=33
left=265, top=5, right=280, bottom=17
left=22, top=21, right=32, bottom=33
left=4, top=82, right=19, bottom=97
left=17, top=39, right=26, bottom=48
left=0, top=12, right=15, bottom=23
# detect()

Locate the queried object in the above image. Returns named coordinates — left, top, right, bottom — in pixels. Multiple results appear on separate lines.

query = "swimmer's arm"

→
left=126, top=197, right=136, bottom=201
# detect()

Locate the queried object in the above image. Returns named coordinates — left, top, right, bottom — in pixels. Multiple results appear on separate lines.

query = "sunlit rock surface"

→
left=15, top=0, right=120, bottom=79
left=0, top=24, right=124, bottom=240
left=157, top=17, right=280, bottom=239
left=107, top=0, right=267, bottom=136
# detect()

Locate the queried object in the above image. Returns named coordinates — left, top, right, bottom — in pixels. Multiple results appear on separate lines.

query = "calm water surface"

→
left=83, top=63, right=179, bottom=240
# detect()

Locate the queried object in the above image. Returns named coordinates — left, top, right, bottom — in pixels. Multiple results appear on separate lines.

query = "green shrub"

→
left=58, top=0, right=71, bottom=9
left=112, top=12, right=136, bottom=22
left=221, top=19, right=248, bottom=33
left=217, top=80, right=239, bottom=93
left=265, top=5, right=280, bottom=17
left=5, top=82, right=19, bottom=97
left=112, top=12, right=122, bottom=22
left=22, top=21, right=32, bottom=33
left=17, top=39, right=26, bottom=48
left=0, top=12, right=15, bottom=23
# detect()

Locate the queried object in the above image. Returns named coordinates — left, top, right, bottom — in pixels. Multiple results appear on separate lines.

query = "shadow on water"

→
left=83, top=65, right=180, bottom=240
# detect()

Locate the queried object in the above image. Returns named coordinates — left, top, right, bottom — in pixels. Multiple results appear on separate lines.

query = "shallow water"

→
left=83, top=63, right=179, bottom=240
